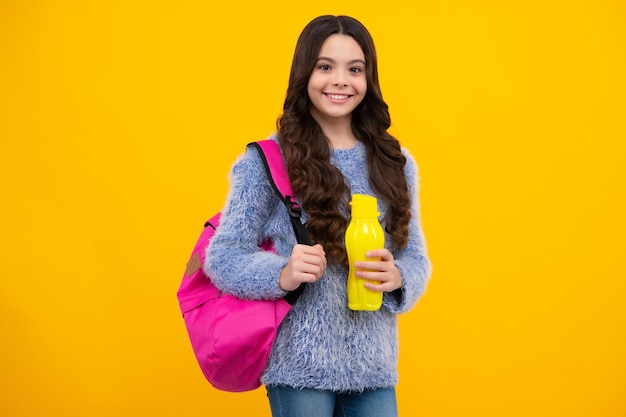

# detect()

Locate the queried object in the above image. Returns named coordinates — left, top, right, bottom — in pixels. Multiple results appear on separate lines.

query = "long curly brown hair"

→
left=277, top=15, right=411, bottom=265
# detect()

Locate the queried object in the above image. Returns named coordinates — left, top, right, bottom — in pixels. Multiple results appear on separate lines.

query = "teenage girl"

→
left=205, top=15, right=431, bottom=417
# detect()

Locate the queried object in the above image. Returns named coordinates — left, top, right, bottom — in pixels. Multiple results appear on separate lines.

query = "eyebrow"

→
left=316, top=56, right=366, bottom=65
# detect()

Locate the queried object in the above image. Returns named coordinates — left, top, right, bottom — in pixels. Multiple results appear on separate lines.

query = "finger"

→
left=292, top=263, right=326, bottom=282
left=354, top=260, right=389, bottom=272
left=365, top=249, right=393, bottom=261
left=301, top=254, right=327, bottom=272
left=298, top=245, right=327, bottom=267
left=299, top=262, right=325, bottom=277
left=364, top=281, right=388, bottom=292
left=291, top=248, right=323, bottom=263
left=356, top=269, right=387, bottom=282
left=296, top=243, right=325, bottom=255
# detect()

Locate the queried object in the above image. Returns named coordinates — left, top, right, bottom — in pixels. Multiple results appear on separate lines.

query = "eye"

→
left=318, top=64, right=331, bottom=71
left=350, top=67, right=363, bottom=74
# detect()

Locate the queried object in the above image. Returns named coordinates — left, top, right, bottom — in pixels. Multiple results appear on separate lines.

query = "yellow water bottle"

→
left=346, top=194, right=385, bottom=311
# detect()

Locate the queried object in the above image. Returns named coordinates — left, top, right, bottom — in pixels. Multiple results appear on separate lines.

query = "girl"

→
left=205, top=15, right=431, bottom=417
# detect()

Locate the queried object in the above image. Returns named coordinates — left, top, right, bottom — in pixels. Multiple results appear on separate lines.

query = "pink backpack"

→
left=177, top=140, right=310, bottom=392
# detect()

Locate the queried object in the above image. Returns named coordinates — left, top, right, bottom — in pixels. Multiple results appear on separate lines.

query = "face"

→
left=307, top=34, right=367, bottom=125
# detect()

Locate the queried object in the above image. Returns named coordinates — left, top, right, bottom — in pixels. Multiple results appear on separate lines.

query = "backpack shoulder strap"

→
left=248, top=140, right=294, bottom=203
left=247, top=140, right=312, bottom=247
left=247, top=140, right=311, bottom=305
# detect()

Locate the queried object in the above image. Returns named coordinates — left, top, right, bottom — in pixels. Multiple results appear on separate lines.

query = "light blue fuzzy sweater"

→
left=205, top=137, right=431, bottom=393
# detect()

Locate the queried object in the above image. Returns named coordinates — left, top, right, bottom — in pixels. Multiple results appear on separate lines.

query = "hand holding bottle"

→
left=354, top=249, right=403, bottom=293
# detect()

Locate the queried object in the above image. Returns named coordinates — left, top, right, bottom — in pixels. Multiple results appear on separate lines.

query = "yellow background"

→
left=1, top=0, right=624, bottom=416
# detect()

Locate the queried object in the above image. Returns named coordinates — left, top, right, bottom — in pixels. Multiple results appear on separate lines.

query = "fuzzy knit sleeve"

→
left=203, top=146, right=290, bottom=300
left=383, top=149, right=432, bottom=313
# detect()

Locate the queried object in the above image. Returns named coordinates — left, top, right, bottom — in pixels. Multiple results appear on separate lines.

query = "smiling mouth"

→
left=325, top=93, right=352, bottom=100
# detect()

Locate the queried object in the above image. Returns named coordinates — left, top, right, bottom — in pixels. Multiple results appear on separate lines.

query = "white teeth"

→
left=327, top=94, right=349, bottom=100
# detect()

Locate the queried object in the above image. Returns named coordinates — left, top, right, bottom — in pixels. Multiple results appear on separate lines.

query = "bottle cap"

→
left=350, top=194, right=379, bottom=218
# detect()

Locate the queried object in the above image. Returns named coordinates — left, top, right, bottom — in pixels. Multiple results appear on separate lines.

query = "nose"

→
left=332, top=72, right=348, bottom=87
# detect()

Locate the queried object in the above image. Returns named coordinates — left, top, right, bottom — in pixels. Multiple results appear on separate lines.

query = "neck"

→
left=311, top=113, right=357, bottom=149
left=326, top=133, right=359, bottom=149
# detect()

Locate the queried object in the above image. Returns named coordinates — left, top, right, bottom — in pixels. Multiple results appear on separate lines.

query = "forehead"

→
left=318, top=34, right=365, bottom=62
